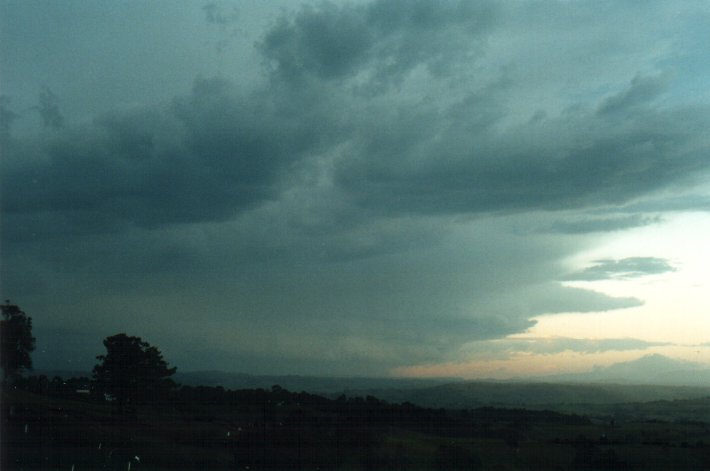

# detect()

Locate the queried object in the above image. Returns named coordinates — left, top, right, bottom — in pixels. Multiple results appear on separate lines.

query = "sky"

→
left=1, top=0, right=710, bottom=378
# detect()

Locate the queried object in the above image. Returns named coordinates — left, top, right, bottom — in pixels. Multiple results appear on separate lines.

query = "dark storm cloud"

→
left=259, top=0, right=494, bottom=86
left=2, top=0, right=708, bottom=375
left=597, top=74, right=669, bottom=115
left=565, top=257, right=676, bottom=281
left=544, top=214, right=661, bottom=234
left=1, top=78, right=328, bottom=231
left=257, top=3, right=710, bottom=217
left=202, top=1, right=241, bottom=53
left=5, top=2, right=710, bottom=234
left=0, top=95, right=18, bottom=139
left=37, top=86, right=64, bottom=129
left=202, top=2, right=238, bottom=26
left=623, top=194, right=710, bottom=213
left=334, top=83, right=710, bottom=215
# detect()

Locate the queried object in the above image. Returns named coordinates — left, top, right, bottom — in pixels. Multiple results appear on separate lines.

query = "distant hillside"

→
left=534, top=354, right=710, bottom=386
left=562, top=395, right=710, bottom=422
left=346, top=381, right=710, bottom=412
left=339, top=355, right=710, bottom=415
left=32, top=369, right=92, bottom=379
left=174, top=370, right=455, bottom=394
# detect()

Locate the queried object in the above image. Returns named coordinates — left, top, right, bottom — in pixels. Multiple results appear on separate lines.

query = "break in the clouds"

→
left=1, top=0, right=709, bottom=375
left=565, top=257, right=676, bottom=282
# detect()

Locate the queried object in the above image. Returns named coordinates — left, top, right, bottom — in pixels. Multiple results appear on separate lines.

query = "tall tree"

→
left=92, top=333, right=176, bottom=408
left=1, top=300, right=36, bottom=382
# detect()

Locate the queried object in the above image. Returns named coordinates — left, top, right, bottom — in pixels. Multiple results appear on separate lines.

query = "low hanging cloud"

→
left=461, top=337, right=672, bottom=360
left=565, top=257, right=676, bottom=281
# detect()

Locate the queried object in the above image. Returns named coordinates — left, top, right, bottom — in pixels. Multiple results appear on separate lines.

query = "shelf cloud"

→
left=1, top=0, right=709, bottom=375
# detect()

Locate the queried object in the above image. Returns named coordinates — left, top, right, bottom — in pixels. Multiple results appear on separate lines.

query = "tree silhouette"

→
left=92, top=333, right=176, bottom=409
left=1, top=300, right=36, bottom=382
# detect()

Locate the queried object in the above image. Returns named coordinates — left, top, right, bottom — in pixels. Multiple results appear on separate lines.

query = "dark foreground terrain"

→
left=3, top=381, right=710, bottom=470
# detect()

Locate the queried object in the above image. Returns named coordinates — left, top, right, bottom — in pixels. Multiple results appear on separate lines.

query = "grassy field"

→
left=3, top=385, right=710, bottom=470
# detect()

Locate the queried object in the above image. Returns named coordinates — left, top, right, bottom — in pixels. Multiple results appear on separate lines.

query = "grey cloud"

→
left=259, top=0, right=494, bottom=87
left=202, top=1, right=241, bottom=53
left=463, top=337, right=671, bottom=359
left=543, top=214, right=661, bottom=234
left=3, top=0, right=707, bottom=376
left=1, top=78, right=323, bottom=231
left=202, top=2, right=238, bottom=26
left=95, top=110, right=158, bottom=162
left=0, top=95, right=18, bottom=139
left=335, top=93, right=710, bottom=216
left=597, top=74, right=669, bottom=115
left=32, top=326, right=105, bottom=371
left=565, top=257, right=676, bottom=281
left=254, top=2, right=710, bottom=217
left=260, top=4, right=372, bottom=81
left=37, top=86, right=64, bottom=129
left=623, top=194, right=710, bottom=213
left=7, top=2, right=709, bottom=237
left=523, top=284, right=642, bottom=314
left=1, top=205, right=640, bottom=373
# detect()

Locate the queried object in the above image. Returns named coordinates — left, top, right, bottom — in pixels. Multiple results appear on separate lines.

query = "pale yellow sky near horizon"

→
left=394, top=210, right=710, bottom=379
left=547, top=211, right=710, bottom=344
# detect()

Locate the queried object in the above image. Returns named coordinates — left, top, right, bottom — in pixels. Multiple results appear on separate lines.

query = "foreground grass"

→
left=3, top=386, right=710, bottom=470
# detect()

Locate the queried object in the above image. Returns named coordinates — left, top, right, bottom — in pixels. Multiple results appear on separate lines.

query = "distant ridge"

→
left=32, top=369, right=92, bottom=379
left=337, top=355, right=710, bottom=411
left=174, top=370, right=457, bottom=394
left=345, top=380, right=710, bottom=410
left=530, top=354, right=710, bottom=386
left=28, top=369, right=456, bottom=394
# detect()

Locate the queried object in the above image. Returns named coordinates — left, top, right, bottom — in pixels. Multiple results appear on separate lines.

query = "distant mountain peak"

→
left=606, top=353, right=702, bottom=372
left=541, top=354, right=710, bottom=386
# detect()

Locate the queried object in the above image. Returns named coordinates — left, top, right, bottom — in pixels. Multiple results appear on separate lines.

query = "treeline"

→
left=15, top=373, right=589, bottom=427
left=13, top=375, right=91, bottom=397
left=7, top=376, right=596, bottom=470
left=2, top=303, right=596, bottom=470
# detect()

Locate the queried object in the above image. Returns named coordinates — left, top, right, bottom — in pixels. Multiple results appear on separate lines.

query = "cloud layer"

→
left=2, top=0, right=709, bottom=375
left=565, top=257, right=676, bottom=281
